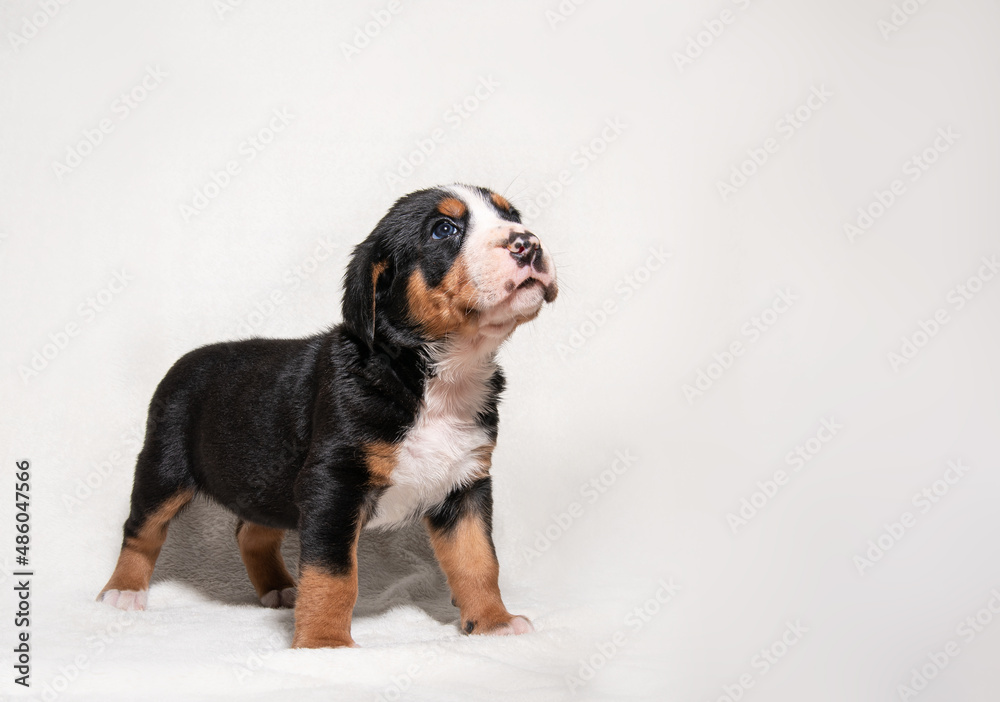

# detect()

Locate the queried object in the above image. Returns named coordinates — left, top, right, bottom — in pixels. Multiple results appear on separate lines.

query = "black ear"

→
left=342, top=238, right=390, bottom=350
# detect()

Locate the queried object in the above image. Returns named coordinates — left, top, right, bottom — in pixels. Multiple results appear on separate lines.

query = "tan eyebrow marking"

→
left=437, top=197, right=467, bottom=218
left=490, top=192, right=511, bottom=212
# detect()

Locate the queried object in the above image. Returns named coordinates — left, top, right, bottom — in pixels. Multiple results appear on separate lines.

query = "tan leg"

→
left=292, top=565, right=359, bottom=649
left=425, top=513, right=533, bottom=636
left=236, top=521, right=297, bottom=608
left=98, top=490, right=195, bottom=610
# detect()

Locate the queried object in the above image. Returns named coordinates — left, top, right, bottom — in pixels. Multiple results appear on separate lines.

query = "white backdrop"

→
left=2, top=1, right=1000, bottom=700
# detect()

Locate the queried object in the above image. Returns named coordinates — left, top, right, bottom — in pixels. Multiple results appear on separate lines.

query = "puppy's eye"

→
left=432, top=220, right=459, bottom=240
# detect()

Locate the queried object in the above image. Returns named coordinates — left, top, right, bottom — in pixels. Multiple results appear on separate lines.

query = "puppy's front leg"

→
left=292, top=465, right=367, bottom=649
left=425, top=476, right=534, bottom=637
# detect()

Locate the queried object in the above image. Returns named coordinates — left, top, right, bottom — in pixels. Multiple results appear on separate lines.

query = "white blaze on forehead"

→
left=446, top=184, right=523, bottom=309
left=446, top=183, right=515, bottom=240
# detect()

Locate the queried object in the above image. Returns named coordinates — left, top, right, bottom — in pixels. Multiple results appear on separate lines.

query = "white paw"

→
left=490, top=616, right=535, bottom=636
left=99, top=589, right=148, bottom=611
left=260, top=587, right=297, bottom=609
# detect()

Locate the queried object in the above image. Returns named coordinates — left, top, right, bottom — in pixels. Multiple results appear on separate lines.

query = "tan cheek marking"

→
left=437, top=197, right=467, bottom=218
left=237, top=522, right=296, bottom=598
left=490, top=192, right=512, bottom=212
left=426, top=513, right=511, bottom=634
left=406, top=263, right=479, bottom=338
left=292, top=565, right=359, bottom=649
left=99, top=490, right=195, bottom=594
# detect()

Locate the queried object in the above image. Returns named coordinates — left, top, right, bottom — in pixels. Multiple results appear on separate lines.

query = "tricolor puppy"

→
left=98, top=184, right=557, bottom=648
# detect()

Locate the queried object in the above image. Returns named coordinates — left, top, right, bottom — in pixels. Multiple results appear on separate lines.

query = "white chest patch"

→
left=364, top=339, right=498, bottom=530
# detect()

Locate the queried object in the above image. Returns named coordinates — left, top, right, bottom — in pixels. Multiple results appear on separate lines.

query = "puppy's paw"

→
left=98, top=589, right=148, bottom=611
left=468, top=615, right=535, bottom=637
left=491, top=615, right=535, bottom=636
left=260, top=587, right=297, bottom=609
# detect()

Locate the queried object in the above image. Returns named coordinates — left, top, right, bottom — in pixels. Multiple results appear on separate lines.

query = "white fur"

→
left=447, top=184, right=555, bottom=319
left=365, top=186, right=556, bottom=529
left=364, top=335, right=501, bottom=530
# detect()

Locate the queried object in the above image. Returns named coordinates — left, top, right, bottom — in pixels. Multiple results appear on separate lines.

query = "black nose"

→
left=508, top=232, right=541, bottom=268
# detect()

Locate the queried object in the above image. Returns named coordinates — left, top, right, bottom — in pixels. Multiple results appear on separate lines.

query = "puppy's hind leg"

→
left=236, top=521, right=297, bottom=608
left=98, top=448, right=196, bottom=611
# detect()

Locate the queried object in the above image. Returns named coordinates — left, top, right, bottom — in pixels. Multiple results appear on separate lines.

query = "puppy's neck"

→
left=425, top=331, right=504, bottom=385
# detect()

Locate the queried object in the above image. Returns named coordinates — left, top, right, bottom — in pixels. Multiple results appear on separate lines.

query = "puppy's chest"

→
left=365, top=368, right=494, bottom=529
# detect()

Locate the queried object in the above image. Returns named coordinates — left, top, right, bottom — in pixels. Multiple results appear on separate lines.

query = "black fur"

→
left=118, top=186, right=518, bottom=577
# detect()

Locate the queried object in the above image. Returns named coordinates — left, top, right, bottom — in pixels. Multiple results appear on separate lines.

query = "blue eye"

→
left=432, top=220, right=459, bottom=240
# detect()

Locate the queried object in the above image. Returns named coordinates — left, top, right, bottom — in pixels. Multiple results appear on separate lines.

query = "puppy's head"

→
left=343, top=184, right=558, bottom=350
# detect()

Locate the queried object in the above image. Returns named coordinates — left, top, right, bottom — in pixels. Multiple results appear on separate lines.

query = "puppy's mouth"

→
left=505, top=276, right=558, bottom=303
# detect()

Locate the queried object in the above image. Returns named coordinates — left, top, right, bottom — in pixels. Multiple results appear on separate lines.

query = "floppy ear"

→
left=342, top=239, right=390, bottom=350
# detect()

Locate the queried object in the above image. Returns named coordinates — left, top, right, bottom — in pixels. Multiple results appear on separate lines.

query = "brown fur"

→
left=437, top=197, right=467, bottom=219
left=426, top=512, right=513, bottom=634
left=470, top=443, right=495, bottom=481
left=292, top=564, right=359, bottom=649
left=406, top=263, right=479, bottom=338
left=365, top=440, right=398, bottom=487
left=490, top=192, right=512, bottom=212
left=99, top=490, right=195, bottom=595
left=236, top=522, right=296, bottom=598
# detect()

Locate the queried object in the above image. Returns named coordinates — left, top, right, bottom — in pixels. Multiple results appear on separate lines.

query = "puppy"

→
left=98, top=184, right=558, bottom=648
